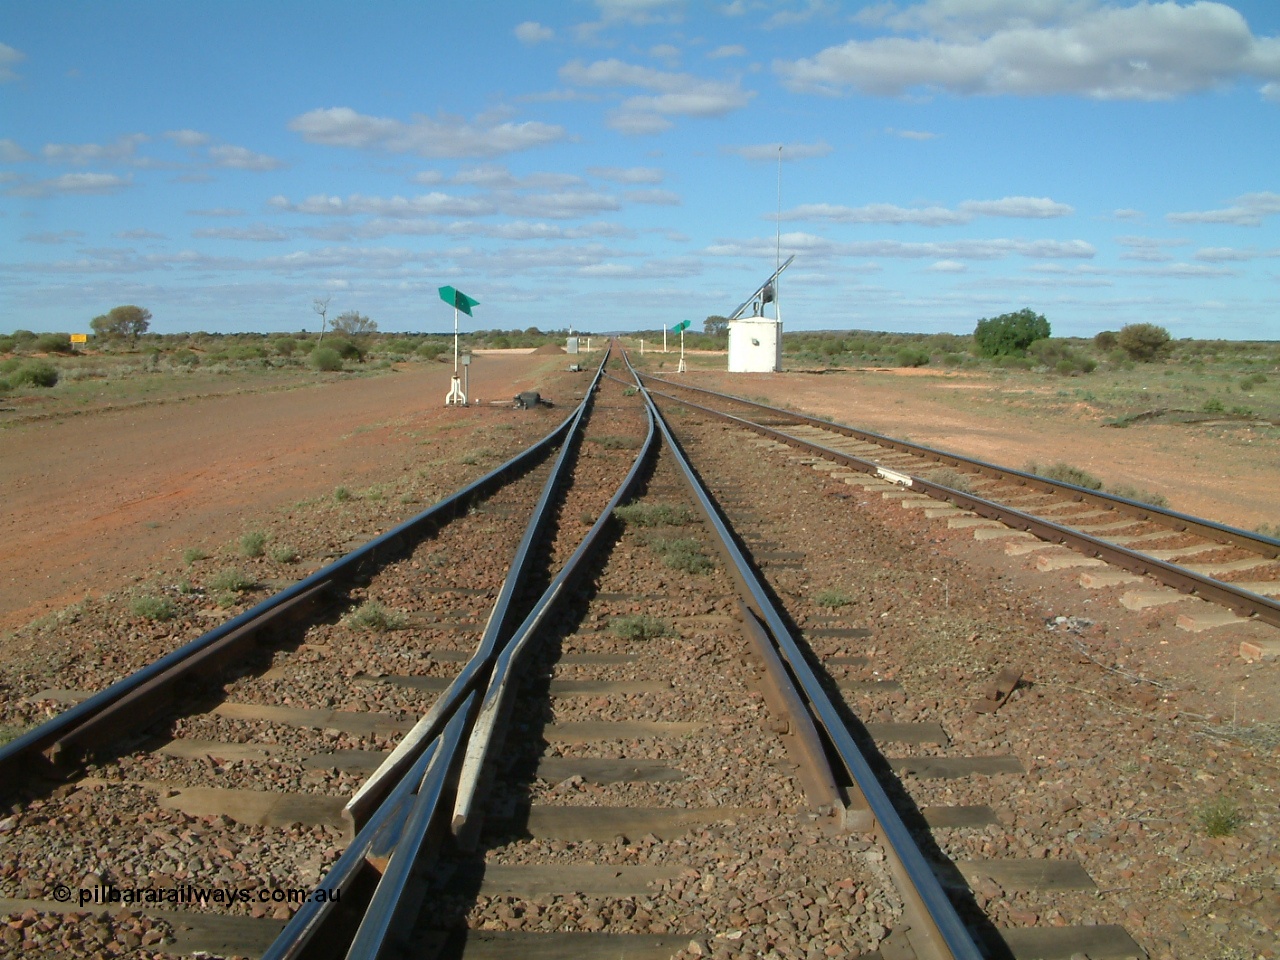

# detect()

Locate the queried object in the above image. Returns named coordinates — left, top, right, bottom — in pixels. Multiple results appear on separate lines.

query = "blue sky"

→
left=2, top=0, right=1278, bottom=339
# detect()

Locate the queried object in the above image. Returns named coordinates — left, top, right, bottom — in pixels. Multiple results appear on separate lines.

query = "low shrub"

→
left=1195, top=796, right=1243, bottom=837
left=35, top=333, right=72, bottom=354
left=131, top=594, right=176, bottom=621
left=928, top=467, right=975, bottom=494
left=182, top=548, right=208, bottom=565
left=646, top=535, right=714, bottom=574
left=208, top=568, right=254, bottom=593
left=270, top=544, right=300, bottom=564
left=272, top=337, right=298, bottom=357
left=416, top=342, right=445, bottom=361
left=814, top=587, right=852, bottom=608
left=1109, top=484, right=1169, bottom=508
left=325, top=338, right=363, bottom=360
left=239, top=531, right=267, bottom=557
left=334, top=486, right=352, bottom=502
left=896, top=347, right=930, bottom=368
left=8, top=360, right=59, bottom=388
left=615, top=503, right=694, bottom=527
left=611, top=614, right=669, bottom=640
left=310, top=347, right=343, bottom=372
left=1025, top=461, right=1104, bottom=490
left=345, top=601, right=406, bottom=632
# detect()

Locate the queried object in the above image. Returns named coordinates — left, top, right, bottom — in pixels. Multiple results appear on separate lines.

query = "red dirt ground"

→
left=0, top=355, right=566, bottom=632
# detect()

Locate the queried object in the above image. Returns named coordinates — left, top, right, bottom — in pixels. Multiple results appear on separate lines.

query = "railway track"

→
left=636, top=373, right=1280, bottom=633
left=0, top=346, right=1263, bottom=959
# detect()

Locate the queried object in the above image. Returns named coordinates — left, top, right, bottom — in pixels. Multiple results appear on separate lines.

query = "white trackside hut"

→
left=725, top=255, right=794, bottom=374
left=727, top=317, right=783, bottom=373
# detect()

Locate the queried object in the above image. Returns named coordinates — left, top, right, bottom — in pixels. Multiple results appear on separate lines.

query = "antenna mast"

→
left=776, top=145, right=782, bottom=322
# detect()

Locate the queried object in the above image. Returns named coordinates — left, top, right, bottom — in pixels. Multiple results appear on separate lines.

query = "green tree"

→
left=331, top=311, right=377, bottom=336
left=90, top=305, right=152, bottom=341
left=704, top=315, right=730, bottom=336
left=973, top=308, right=1050, bottom=357
left=1116, top=323, right=1172, bottom=361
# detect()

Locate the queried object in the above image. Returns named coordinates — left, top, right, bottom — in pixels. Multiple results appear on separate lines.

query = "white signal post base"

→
left=677, top=356, right=687, bottom=373
left=445, top=376, right=467, bottom=406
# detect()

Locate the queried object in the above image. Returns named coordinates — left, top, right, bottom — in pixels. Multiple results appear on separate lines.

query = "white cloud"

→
left=706, top=232, right=1095, bottom=261
left=726, top=140, right=834, bottom=161
left=42, top=135, right=149, bottom=166
left=22, top=230, right=85, bottom=244
left=1116, top=234, right=1188, bottom=262
left=1167, top=191, right=1280, bottom=227
left=928, top=259, right=967, bottom=272
left=607, top=111, right=675, bottom=135
left=270, top=192, right=498, bottom=218
left=501, top=190, right=622, bottom=219
left=960, top=196, right=1072, bottom=218
left=1112, top=208, right=1144, bottom=220
left=775, top=1, right=1280, bottom=100
left=288, top=107, right=567, bottom=158
left=209, top=144, right=285, bottom=171
left=651, top=44, right=682, bottom=63
left=561, top=59, right=754, bottom=133
left=451, top=164, right=582, bottom=190
left=766, top=0, right=841, bottom=30
left=0, top=138, right=32, bottom=162
left=785, top=201, right=967, bottom=225
left=8, top=172, right=132, bottom=197
left=1194, top=246, right=1279, bottom=262
left=165, top=129, right=212, bottom=148
left=117, top=228, right=167, bottom=240
left=588, top=165, right=665, bottom=184
left=624, top=188, right=681, bottom=205
left=592, top=0, right=683, bottom=24
left=193, top=226, right=290, bottom=242
left=782, top=195, right=1071, bottom=225
left=708, top=44, right=747, bottom=59
left=887, top=127, right=938, bottom=140
left=514, top=21, right=554, bottom=44
left=0, top=43, right=24, bottom=84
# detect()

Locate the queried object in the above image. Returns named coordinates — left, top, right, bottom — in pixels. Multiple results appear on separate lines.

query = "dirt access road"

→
left=0, top=354, right=566, bottom=631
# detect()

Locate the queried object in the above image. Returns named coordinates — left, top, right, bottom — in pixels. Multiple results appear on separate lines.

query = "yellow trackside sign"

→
left=70, top=333, right=88, bottom=343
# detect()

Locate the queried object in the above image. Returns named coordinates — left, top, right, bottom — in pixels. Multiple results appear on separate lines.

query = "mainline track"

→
left=638, top=373, right=1280, bottom=631
left=0, top=347, right=1163, bottom=959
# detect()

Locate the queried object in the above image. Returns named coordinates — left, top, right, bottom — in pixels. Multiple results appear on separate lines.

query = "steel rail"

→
left=451, top=400, right=658, bottom=842
left=344, top=693, right=477, bottom=960
left=0, top=398, right=584, bottom=786
left=343, top=348, right=612, bottom=833
left=268, top=353, right=661, bottom=959
left=645, top=384, right=1280, bottom=629
left=641, top=372, right=1280, bottom=559
left=258, top=739, right=443, bottom=960
left=344, top=384, right=658, bottom=957
left=626, top=356, right=984, bottom=960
